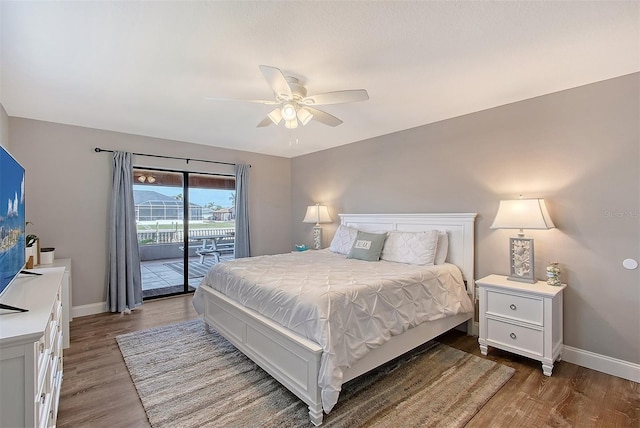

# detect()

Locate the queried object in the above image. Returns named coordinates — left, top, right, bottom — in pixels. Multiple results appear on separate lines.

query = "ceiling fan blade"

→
left=300, top=89, right=369, bottom=106
left=257, top=117, right=274, bottom=127
left=204, top=97, right=278, bottom=105
left=305, top=107, right=343, bottom=127
left=259, top=65, right=293, bottom=99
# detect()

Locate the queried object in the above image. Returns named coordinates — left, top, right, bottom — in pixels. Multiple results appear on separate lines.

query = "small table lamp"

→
left=490, top=198, right=555, bottom=283
left=303, top=204, right=332, bottom=250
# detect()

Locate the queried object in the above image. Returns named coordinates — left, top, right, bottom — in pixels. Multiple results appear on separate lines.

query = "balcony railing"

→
left=137, top=227, right=236, bottom=245
left=137, top=227, right=236, bottom=261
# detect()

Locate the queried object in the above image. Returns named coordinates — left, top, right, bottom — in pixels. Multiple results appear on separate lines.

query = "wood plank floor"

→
left=58, top=294, right=639, bottom=428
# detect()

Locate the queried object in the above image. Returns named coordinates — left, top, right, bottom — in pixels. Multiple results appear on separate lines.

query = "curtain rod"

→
left=94, top=147, right=250, bottom=167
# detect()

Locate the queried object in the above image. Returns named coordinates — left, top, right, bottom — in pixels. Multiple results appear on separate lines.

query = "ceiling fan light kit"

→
left=206, top=65, right=369, bottom=130
left=267, top=108, right=283, bottom=125
left=285, top=119, right=298, bottom=129
left=297, top=107, right=313, bottom=125
left=281, top=103, right=297, bottom=121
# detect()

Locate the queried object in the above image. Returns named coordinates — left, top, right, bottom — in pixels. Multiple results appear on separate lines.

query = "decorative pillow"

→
left=329, top=225, right=359, bottom=254
left=381, top=230, right=439, bottom=265
left=347, top=231, right=387, bottom=261
left=434, top=230, right=449, bottom=265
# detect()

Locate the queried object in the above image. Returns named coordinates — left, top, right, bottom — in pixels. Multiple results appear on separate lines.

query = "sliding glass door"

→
left=133, top=167, right=235, bottom=299
left=185, top=173, right=236, bottom=292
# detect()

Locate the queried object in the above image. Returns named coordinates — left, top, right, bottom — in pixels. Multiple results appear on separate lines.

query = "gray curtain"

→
left=108, top=151, right=142, bottom=313
left=234, top=164, right=251, bottom=258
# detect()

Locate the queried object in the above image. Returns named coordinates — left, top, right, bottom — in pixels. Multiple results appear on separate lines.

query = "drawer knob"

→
left=41, top=392, right=46, bottom=404
left=509, top=304, right=517, bottom=310
left=510, top=332, right=517, bottom=340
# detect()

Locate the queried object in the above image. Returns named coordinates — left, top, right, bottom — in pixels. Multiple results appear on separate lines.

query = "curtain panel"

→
left=108, top=151, right=142, bottom=312
left=234, top=164, right=251, bottom=258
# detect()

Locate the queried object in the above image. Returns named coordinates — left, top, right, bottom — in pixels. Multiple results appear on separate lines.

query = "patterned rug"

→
left=117, top=320, right=515, bottom=428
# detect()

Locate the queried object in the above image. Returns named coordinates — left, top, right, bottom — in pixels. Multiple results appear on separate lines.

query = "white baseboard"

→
left=562, top=345, right=640, bottom=383
left=72, top=301, right=108, bottom=318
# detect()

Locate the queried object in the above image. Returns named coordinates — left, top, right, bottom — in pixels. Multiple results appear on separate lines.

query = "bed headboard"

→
left=339, top=213, right=477, bottom=298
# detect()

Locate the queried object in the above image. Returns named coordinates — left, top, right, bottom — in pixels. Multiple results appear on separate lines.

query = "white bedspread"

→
left=193, top=249, right=473, bottom=412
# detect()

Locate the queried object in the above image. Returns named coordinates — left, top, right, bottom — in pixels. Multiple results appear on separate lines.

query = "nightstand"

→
left=477, top=274, right=566, bottom=376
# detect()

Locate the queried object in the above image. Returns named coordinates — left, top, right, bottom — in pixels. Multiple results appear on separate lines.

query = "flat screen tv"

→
left=0, top=145, right=27, bottom=310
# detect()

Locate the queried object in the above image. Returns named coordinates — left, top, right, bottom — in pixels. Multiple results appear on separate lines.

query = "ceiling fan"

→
left=205, top=65, right=369, bottom=129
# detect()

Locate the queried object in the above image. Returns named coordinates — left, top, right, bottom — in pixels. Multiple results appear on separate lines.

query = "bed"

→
left=193, top=213, right=477, bottom=425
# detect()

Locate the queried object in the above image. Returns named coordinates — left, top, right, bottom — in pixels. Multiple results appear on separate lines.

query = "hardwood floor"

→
left=58, top=295, right=201, bottom=428
left=58, top=295, right=639, bottom=428
left=438, top=332, right=640, bottom=428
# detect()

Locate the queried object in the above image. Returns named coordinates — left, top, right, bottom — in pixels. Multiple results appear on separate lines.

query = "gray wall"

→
left=8, top=119, right=292, bottom=308
left=291, top=73, right=639, bottom=364
left=0, top=103, right=8, bottom=149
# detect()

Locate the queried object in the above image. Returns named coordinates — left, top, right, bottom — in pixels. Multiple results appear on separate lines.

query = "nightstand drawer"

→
left=487, top=318, right=543, bottom=356
left=486, top=290, right=543, bottom=324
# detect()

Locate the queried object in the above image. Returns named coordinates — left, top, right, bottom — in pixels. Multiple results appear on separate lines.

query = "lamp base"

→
left=507, top=275, right=536, bottom=284
left=508, top=237, right=536, bottom=283
left=312, top=226, right=322, bottom=250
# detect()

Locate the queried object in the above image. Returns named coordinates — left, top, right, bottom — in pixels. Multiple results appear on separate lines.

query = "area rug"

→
left=117, top=319, right=515, bottom=428
left=163, top=259, right=217, bottom=278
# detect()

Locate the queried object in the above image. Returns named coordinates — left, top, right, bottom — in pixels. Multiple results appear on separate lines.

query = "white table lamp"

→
left=303, top=204, right=332, bottom=250
left=490, top=198, right=555, bottom=283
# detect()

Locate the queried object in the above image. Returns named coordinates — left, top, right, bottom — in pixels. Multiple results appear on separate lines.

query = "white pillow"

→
left=329, top=225, right=359, bottom=254
left=435, top=230, right=449, bottom=265
left=381, top=230, right=439, bottom=265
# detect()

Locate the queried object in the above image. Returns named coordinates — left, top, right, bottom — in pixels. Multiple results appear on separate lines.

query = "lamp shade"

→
left=302, top=204, right=332, bottom=225
left=267, top=107, right=283, bottom=125
left=297, top=107, right=313, bottom=125
left=284, top=119, right=298, bottom=129
left=490, top=199, right=555, bottom=230
left=281, top=103, right=297, bottom=121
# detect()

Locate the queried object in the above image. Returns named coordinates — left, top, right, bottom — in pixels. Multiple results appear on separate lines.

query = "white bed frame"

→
left=199, top=213, right=477, bottom=425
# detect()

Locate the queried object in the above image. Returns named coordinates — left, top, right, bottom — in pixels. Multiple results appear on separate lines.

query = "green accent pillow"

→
left=347, top=231, right=387, bottom=261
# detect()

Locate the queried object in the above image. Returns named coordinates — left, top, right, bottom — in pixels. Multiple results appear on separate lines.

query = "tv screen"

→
left=0, top=145, right=26, bottom=298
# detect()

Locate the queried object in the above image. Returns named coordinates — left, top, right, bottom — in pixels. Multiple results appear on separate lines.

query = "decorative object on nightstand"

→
left=546, top=262, right=561, bottom=286
left=302, top=203, right=332, bottom=250
left=490, top=197, right=555, bottom=283
left=477, top=274, right=566, bottom=376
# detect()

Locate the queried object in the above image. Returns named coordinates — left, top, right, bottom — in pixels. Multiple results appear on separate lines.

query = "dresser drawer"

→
left=486, top=290, right=543, bottom=324
left=487, top=318, right=543, bottom=356
left=35, top=339, right=49, bottom=400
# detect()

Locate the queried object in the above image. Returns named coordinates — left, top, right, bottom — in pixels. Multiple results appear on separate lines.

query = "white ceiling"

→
left=1, top=1, right=638, bottom=158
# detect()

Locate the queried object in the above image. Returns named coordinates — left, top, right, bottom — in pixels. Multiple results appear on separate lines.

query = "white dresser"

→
left=477, top=274, right=566, bottom=376
left=37, top=259, right=72, bottom=349
left=0, top=267, right=65, bottom=428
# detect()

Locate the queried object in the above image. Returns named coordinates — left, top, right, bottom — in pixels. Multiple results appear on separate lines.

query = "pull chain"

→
left=288, top=132, right=299, bottom=147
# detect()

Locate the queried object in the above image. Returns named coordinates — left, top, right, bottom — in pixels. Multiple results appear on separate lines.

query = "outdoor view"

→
left=135, top=187, right=235, bottom=242
left=134, top=168, right=236, bottom=298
